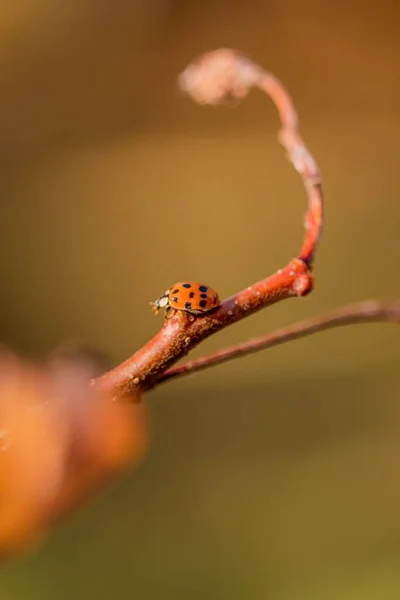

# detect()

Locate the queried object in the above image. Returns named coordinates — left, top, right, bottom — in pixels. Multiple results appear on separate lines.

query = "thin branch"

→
left=179, top=49, right=323, bottom=264
left=93, top=48, right=323, bottom=399
left=157, top=300, right=400, bottom=385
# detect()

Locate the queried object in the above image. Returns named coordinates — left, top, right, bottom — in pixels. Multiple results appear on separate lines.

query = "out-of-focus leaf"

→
left=0, top=349, right=149, bottom=559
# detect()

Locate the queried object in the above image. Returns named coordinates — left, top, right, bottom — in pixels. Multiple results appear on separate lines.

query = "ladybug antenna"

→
left=150, top=302, right=161, bottom=316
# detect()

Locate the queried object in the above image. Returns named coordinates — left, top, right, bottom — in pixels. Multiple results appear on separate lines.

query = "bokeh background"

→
left=1, top=0, right=400, bottom=598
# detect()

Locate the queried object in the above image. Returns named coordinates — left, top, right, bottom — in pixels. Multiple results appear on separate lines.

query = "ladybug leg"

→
left=164, top=307, right=177, bottom=320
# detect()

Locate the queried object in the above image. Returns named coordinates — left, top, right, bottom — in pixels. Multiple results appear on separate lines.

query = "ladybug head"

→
left=150, top=290, right=170, bottom=315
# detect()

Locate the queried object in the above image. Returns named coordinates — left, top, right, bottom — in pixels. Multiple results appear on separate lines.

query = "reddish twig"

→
left=158, top=300, right=400, bottom=385
left=93, top=49, right=323, bottom=399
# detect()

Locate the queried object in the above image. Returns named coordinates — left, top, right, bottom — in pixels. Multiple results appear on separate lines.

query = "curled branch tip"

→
left=178, top=48, right=323, bottom=264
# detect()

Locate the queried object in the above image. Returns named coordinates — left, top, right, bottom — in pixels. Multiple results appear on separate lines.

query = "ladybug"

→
left=151, top=282, right=220, bottom=317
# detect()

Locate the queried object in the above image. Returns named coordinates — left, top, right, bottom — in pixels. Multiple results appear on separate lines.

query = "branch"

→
left=157, top=300, right=400, bottom=385
left=93, top=48, right=323, bottom=399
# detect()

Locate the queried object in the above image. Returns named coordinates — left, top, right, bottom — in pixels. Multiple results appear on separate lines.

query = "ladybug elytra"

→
left=151, top=282, right=220, bottom=317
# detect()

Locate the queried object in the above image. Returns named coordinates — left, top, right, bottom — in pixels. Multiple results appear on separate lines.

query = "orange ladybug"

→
left=151, top=282, right=220, bottom=317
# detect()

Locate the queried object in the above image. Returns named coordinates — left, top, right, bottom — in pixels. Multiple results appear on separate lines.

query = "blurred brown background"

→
left=1, top=0, right=400, bottom=598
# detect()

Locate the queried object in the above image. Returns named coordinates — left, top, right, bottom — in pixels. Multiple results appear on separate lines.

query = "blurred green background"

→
left=1, top=0, right=400, bottom=598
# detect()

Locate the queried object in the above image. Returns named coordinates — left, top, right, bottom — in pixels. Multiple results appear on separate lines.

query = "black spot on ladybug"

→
left=199, top=299, right=207, bottom=308
left=172, top=288, right=179, bottom=294
left=189, top=292, right=195, bottom=298
left=200, top=293, right=207, bottom=299
left=199, top=285, right=208, bottom=293
left=172, top=297, right=178, bottom=303
left=185, top=301, right=192, bottom=310
left=183, top=283, right=191, bottom=288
